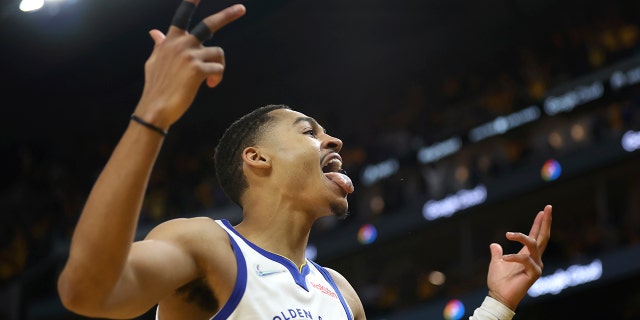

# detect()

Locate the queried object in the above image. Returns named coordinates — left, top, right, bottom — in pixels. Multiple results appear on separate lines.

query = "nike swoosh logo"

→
left=255, top=264, right=286, bottom=277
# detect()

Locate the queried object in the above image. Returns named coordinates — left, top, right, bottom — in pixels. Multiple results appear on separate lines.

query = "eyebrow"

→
left=292, top=116, right=327, bottom=134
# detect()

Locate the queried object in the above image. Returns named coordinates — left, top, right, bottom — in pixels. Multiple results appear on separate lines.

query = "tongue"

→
left=325, top=172, right=355, bottom=194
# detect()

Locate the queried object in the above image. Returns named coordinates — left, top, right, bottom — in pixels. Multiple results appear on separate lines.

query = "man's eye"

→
left=304, top=129, right=316, bottom=137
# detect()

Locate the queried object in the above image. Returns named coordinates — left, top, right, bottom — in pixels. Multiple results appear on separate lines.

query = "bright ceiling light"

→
left=19, top=0, right=45, bottom=12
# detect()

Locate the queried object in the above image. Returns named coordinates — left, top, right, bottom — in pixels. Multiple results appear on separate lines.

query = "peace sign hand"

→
left=134, top=1, right=246, bottom=131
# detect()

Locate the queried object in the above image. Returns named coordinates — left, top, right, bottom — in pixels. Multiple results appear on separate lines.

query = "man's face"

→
left=256, top=109, right=354, bottom=218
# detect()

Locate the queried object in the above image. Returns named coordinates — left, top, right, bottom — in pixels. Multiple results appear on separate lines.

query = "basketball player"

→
left=57, top=1, right=553, bottom=319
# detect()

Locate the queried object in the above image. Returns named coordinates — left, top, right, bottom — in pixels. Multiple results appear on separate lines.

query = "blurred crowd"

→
left=2, top=1, right=640, bottom=319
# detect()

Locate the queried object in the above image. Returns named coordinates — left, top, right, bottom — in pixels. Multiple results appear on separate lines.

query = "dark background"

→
left=2, top=0, right=640, bottom=319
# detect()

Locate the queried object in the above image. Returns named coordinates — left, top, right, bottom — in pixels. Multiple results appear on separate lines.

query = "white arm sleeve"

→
left=469, top=296, right=515, bottom=320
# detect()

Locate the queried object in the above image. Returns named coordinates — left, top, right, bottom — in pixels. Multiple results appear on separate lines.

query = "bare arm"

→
left=326, top=268, right=366, bottom=320
left=57, top=1, right=246, bottom=317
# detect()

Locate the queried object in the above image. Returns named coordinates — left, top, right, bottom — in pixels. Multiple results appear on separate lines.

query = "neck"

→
left=234, top=204, right=316, bottom=268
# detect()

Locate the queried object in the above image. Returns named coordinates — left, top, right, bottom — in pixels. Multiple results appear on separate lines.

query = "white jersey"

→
left=157, top=219, right=353, bottom=320
left=155, top=219, right=513, bottom=320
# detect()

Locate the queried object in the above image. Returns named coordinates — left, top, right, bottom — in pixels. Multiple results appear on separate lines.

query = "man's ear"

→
left=242, top=146, right=271, bottom=169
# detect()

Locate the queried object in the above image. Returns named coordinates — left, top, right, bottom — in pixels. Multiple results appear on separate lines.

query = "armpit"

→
left=176, top=275, right=218, bottom=313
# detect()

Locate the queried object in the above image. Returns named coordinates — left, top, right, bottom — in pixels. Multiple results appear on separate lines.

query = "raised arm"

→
left=56, top=1, right=246, bottom=317
left=470, top=204, right=553, bottom=320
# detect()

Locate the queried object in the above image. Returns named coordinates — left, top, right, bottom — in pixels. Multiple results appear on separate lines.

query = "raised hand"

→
left=57, top=3, right=246, bottom=317
left=486, top=205, right=553, bottom=311
left=135, top=1, right=246, bottom=131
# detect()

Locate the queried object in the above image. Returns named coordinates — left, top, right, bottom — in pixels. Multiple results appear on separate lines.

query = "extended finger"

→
left=170, top=0, right=199, bottom=30
left=534, top=205, right=553, bottom=254
left=190, top=21, right=214, bottom=42
left=527, top=211, right=544, bottom=240
left=189, top=4, right=246, bottom=43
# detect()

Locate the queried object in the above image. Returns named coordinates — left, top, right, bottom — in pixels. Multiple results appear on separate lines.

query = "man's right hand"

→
left=134, top=1, right=246, bottom=131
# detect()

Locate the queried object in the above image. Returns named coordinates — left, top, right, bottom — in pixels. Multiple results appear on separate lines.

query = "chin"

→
left=330, top=202, right=350, bottom=220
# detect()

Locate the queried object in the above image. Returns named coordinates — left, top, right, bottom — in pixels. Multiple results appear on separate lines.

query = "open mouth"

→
left=321, top=156, right=354, bottom=194
left=322, top=158, right=345, bottom=174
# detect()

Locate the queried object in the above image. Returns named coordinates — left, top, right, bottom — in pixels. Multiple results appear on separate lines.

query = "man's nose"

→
left=322, top=134, right=343, bottom=152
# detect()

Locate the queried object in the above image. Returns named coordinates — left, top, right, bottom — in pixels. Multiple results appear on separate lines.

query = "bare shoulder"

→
left=325, top=267, right=366, bottom=320
left=144, top=217, right=232, bottom=258
left=139, top=217, right=238, bottom=315
left=145, top=216, right=224, bottom=237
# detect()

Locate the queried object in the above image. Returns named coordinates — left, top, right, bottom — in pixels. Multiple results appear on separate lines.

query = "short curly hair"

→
left=213, top=104, right=291, bottom=207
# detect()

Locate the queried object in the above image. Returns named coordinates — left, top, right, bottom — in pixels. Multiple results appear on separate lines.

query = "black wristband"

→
left=130, top=114, right=168, bottom=137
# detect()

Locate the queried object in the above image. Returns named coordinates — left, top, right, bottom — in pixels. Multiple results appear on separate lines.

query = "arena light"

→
left=305, top=244, right=317, bottom=261
left=361, top=158, right=400, bottom=186
left=610, top=66, right=640, bottom=90
left=527, top=259, right=603, bottom=297
left=543, top=81, right=604, bottom=116
left=422, top=184, right=487, bottom=221
left=19, top=0, right=72, bottom=13
left=19, top=0, right=44, bottom=12
left=417, top=136, right=462, bottom=164
left=357, top=224, right=378, bottom=245
left=541, top=159, right=562, bottom=182
left=443, top=299, right=465, bottom=320
left=570, top=123, right=586, bottom=142
left=468, top=106, right=540, bottom=142
left=622, top=130, right=640, bottom=152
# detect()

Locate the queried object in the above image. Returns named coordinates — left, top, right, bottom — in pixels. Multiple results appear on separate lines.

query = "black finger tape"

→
left=190, top=21, right=214, bottom=42
left=171, top=1, right=196, bottom=29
